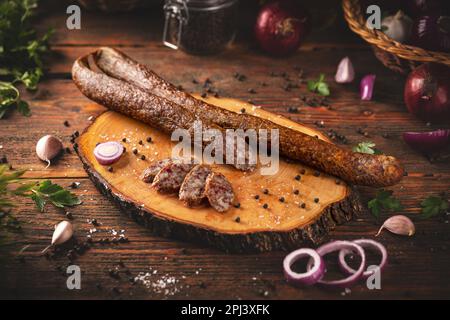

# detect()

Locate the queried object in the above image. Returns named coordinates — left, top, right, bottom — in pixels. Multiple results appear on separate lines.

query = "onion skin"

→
left=408, top=1, right=450, bottom=17
left=360, top=74, right=376, bottom=101
left=403, top=129, right=450, bottom=154
left=338, top=239, right=387, bottom=279
left=254, top=0, right=310, bottom=56
left=283, top=248, right=325, bottom=286
left=94, top=141, right=124, bottom=165
left=404, top=64, right=450, bottom=122
left=309, top=241, right=366, bottom=289
left=410, top=15, right=450, bottom=52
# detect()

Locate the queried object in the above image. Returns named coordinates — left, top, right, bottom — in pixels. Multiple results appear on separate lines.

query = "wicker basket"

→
left=342, top=0, right=450, bottom=74
left=77, top=0, right=152, bottom=12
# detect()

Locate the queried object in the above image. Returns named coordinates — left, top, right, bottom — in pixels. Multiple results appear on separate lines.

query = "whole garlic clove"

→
left=335, top=56, right=355, bottom=84
left=36, top=135, right=63, bottom=168
left=376, top=215, right=415, bottom=237
left=42, top=221, right=74, bottom=253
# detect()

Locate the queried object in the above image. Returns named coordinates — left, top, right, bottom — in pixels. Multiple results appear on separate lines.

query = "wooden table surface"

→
left=0, top=1, right=449, bottom=300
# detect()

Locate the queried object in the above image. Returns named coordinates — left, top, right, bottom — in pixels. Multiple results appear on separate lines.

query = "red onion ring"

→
left=338, top=239, right=387, bottom=279
left=94, top=141, right=124, bottom=165
left=308, top=241, right=366, bottom=288
left=283, top=248, right=325, bottom=286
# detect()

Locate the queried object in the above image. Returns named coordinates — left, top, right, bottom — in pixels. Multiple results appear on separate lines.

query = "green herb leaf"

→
left=0, top=165, right=81, bottom=213
left=307, top=73, right=330, bottom=96
left=352, top=141, right=381, bottom=154
left=368, top=189, right=403, bottom=218
left=30, top=180, right=82, bottom=212
left=420, top=196, right=449, bottom=219
left=0, top=0, right=52, bottom=117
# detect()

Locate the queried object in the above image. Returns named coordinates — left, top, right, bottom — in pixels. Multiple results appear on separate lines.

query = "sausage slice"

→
left=204, top=172, right=234, bottom=213
left=179, top=164, right=212, bottom=206
left=140, top=158, right=173, bottom=183
left=152, top=161, right=194, bottom=193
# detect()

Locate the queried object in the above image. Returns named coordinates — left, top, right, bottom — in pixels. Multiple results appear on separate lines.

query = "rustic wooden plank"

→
left=36, top=0, right=362, bottom=47
left=1, top=0, right=449, bottom=300
left=0, top=177, right=449, bottom=299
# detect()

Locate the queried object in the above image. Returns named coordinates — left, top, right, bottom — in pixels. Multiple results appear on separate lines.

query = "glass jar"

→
left=163, top=0, right=239, bottom=55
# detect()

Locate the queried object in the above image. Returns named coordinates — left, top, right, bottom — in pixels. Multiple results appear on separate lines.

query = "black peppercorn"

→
left=263, top=203, right=268, bottom=209
left=294, top=189, right=299, bottom=195
left=254, top=195, right=260, bottom=200
left=146, top=136, right=152, bottom=143
left=263, top=189, right=269, bottom=194
left=235, top=217, right=240, bottom=223
left=240, top=108, right=246, bottom=113
left=107, top=166, right=113, bottom=172
left=295, top=175, right=301, bottom=181
left=300, top=203, right=306, bottom=208
left=314, top=198, right=319, bottom=203
left=140, top=155, right=146, bottom=160
left=234, top=202, right=241, bottom=208
left=300, top=169, right=306, bottom=174
left=132, top=148, right=138, bottom=155
left=122, top=138, right=127, bottom=142
left=279, top=197, right=285, bottom=203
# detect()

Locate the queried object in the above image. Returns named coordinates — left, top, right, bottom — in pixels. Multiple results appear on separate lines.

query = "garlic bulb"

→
left=381, top=11, right=413, bottom=43
left=36, top=135, right=63, bottom=168
left=335, top=56, right=355, bottom=83
left=376, top=215, right=415, bottom=237
left=42, top=221, right=74, bottom=253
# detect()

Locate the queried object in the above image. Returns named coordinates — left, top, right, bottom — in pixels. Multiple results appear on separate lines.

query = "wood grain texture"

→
left=75, top=98, right=360, bottom=251
left=0, top=0, right=449, bottom=299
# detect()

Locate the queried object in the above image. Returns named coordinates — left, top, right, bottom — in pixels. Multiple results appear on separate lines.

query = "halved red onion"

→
left=94, top=141, right=124, bottom=165
left=308, top=241, right=366, bottom=288
left=403, top=129, right=450, bottom=154
left=283, top=248, right=325, bottom=286
left=360, top=74, right=376, bottom=101
left=338, top=239, right=387, bottom=279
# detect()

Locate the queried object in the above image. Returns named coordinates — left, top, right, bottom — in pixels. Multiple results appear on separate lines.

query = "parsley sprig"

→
left=368, top=189, right=403, bottom=218
left=420, top=195, right=449, bottom=219
left=352, top=141, right=381, bottom=154
left=0, top=165, right=81, bottom=212
left=307, top=73, right=330, bottom=96
left=0, top=0, right=53, bottom=118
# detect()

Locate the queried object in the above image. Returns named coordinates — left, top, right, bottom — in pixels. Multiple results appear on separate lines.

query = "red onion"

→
left=308, top=241, right=366, bottom=288
left=338, top=239, right=387, bottom=279
left=409, top=1, right=450, bottom=18
left=283, top=248, right=325, bottom=286
left=94, top=141, right=124, bottom=165
left=404, top=64, right=450, bottom=122
left=335, top=57, right=355, bottom=84
left=360, top=74, right=376, bottom=101
left=410, top=15, right=450, bottom=52
left=403, top=129, right=450, bottom=153
left=254, top=0, right=310, bottom=56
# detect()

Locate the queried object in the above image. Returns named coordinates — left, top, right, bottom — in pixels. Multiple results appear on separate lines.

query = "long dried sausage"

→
left=92, top=47, right=405, bottom=187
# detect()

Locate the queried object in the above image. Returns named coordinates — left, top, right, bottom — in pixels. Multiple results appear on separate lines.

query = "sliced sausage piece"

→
left=179, top=164, right=212, bottom=206
left=204, top=172, right=234, bottom=213
left=140, top=158, right=172, bottom=183
left=152, top=161, right=195, bottom=194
